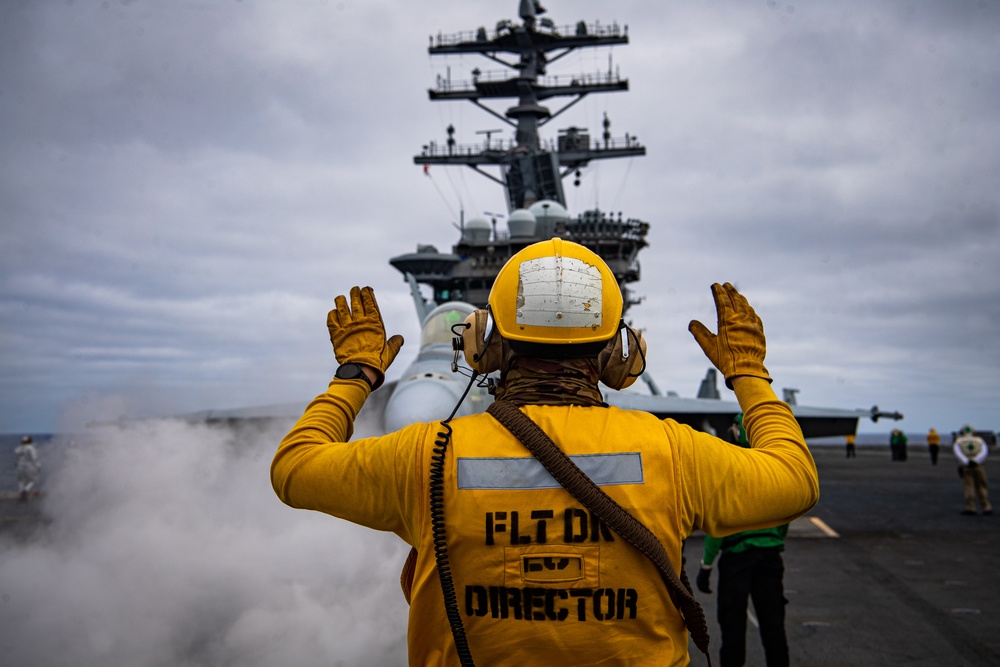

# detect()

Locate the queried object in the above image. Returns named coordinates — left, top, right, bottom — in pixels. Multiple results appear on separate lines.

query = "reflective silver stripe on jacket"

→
left=457, top=453, right=644, bottom=489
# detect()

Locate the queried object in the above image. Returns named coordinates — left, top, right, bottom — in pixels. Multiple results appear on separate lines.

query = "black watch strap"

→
left=335, top=362, right=374, bottom=389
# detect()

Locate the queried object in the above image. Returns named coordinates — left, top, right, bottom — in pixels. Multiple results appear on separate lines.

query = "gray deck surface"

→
left=685, top=445, right=999, bottom=666
left=4, top=442, right=996, bottom=665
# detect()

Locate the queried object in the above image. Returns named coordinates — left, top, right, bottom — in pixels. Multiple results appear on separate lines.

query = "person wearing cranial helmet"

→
left=272, top=237, right=819, bottom=667
left=954, top=425, right=992, bottom=516
left=458, top=237, right=648, bottom=406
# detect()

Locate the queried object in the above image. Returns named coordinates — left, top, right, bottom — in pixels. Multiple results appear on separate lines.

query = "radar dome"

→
left=528, top=199, right=569, bottom=238
left=462, top=217, right=491, bottom=242
left=507, top=208, right=537, bottom=238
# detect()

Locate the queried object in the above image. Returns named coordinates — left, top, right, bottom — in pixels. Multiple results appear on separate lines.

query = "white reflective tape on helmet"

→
left=515, top=255, right=603, bottom=329
left=489, top=238, right=623, bottom=344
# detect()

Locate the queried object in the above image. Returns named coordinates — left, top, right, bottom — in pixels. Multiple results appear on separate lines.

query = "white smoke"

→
left=0, top=415, right=410, bottom=666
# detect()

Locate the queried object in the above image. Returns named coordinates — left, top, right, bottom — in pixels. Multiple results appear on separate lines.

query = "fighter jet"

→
left=369, top=278, right=901, bottom=439
left=376, top=300, right=493, bottom=434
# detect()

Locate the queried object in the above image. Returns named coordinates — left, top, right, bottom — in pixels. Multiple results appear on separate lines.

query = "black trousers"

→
left=717, top=547, right=789, bottom=667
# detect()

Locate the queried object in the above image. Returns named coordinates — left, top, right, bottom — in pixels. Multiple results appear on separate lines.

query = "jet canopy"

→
left=420, top=302, right=476, bottom=347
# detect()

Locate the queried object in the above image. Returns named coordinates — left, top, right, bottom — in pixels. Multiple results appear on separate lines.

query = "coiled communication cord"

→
left=429, top=371, right=479, bottom=667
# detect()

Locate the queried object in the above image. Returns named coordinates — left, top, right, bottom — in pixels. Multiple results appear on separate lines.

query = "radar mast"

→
left=393, top=1, right=649, bottom=313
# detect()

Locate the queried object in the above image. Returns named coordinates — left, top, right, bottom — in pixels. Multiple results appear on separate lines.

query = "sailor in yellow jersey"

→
left=927, top=427, right=941, bottom=465
left=272, top=239, right=819, bottom=666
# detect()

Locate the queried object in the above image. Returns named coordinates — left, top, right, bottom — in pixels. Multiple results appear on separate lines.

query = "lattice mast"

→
left=414, top=1, right=644, bottom=212
left=395, top=1, right=650, bottom=314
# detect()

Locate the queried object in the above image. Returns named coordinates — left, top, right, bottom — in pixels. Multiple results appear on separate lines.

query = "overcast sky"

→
left=2, top=0, right=998, bottom=435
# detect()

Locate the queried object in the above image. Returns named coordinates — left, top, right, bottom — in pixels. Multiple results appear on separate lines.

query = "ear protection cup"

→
left=461, top=309, right=503, bottom=374
left=598, top=323, right=647, bottom=390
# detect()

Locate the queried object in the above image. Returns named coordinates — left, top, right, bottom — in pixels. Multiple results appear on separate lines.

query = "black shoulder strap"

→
left=487, top=400, right=711, bottom=661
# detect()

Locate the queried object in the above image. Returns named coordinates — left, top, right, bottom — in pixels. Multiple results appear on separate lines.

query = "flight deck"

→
left=685, top=444, right=999, bottom=666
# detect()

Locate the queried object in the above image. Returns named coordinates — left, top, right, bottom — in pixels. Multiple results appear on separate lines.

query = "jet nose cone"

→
left=384, top=374, right=465, bottom=433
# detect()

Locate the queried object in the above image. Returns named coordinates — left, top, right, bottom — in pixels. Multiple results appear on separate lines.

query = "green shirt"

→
left=702, top=524, right=788, bottom=566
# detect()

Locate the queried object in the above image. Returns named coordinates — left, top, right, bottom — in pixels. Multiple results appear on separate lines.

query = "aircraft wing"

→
left=178, top=390, right=878, bottom=440
left=605, top=390, right=890, bottom=439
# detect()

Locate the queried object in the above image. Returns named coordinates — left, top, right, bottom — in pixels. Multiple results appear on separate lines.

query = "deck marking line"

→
left=809, top=516, right=840, bottom=538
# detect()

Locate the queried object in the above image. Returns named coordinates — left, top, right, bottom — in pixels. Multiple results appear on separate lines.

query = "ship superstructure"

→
left=390, top=1, right=649, bottom=314
left=185, top=1, right=904, bottom=440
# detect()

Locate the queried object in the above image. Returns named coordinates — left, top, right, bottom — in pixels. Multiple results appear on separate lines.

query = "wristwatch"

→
left=334, top=362, right=374, bottom=389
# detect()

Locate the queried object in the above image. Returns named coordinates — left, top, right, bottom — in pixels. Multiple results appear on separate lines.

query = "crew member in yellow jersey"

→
left=845, top=433, right=856, bottom=459
left=927, top=427, right=941, bottom=465
left=271, top=239, right=819, bottom=666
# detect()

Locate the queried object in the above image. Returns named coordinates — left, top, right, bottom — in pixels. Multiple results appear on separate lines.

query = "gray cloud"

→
left=1, top=0, right=998, bottom=433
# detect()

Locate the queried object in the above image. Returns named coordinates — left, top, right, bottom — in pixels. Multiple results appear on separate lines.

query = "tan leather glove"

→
left=688, top=282, right=772, bottom=389
left=327, top=286, right=404, bottom=390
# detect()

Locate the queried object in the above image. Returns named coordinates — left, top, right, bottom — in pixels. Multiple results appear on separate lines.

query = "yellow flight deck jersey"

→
left=272, top=377, right=818, bottom=666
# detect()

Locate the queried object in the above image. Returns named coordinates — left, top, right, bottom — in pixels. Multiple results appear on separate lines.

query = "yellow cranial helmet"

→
left=488, top=237, right=623, bottom=345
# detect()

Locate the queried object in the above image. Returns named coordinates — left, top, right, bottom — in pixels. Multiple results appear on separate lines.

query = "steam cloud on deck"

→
left=0, top=412, right=409, bottom=666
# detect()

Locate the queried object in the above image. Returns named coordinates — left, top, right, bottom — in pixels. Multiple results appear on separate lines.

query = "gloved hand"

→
left=689, top=282, right=772, bottom=389
left=327, top=286, right=404, bottom=390
left=696, top=564, right=713, bottom=594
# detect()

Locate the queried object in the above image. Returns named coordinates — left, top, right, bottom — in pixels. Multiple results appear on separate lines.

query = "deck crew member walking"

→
left=890, top=429, right=908, bottom=461
left=845, top=433, right=856, bottom=459
left=697, top=414, right=790, bottom=667
left=927, top=428, right=940, bottom=465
